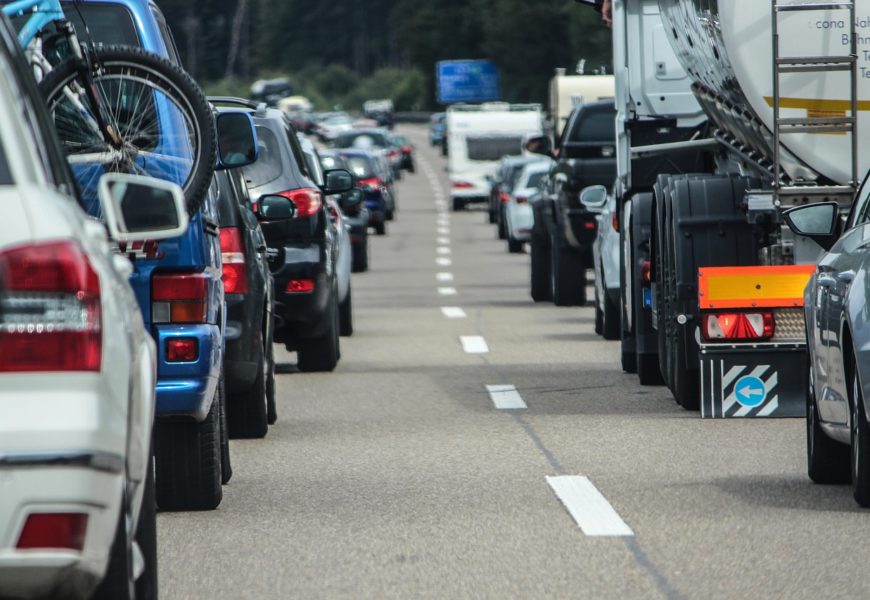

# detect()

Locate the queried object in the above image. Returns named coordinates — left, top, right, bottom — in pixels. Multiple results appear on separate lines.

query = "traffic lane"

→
left=409, top=128, right=870, bottom=598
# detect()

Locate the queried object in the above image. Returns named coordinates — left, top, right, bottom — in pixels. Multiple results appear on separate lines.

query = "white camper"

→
left=446, top=102, right=543, bottom=211
left=549, top=69, right=615, bottom=137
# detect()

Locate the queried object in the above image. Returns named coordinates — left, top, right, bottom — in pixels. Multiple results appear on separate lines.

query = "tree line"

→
left=156, top=0, right=612, bottom=110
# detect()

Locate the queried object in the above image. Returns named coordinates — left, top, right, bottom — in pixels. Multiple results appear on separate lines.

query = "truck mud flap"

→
left=699, top=346, right=806, bottom=418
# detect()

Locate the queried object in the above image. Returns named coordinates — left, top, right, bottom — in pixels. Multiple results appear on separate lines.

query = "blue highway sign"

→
left=436, top=60, right=500, bottom=104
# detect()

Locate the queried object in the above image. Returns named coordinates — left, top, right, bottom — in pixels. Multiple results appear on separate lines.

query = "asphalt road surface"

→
left=158, top=126, right=870, bottom=599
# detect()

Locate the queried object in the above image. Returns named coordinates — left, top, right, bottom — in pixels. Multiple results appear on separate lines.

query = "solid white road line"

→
left=546, top=476, right=634, bottom=537
left=437, top=246, right=451, bottom=255
left=437, top=272, right=454, bottom=282
left=460, top=336, right=489, bottom=354
left=440, top=306, right=467, bottom=319
left=486, top=385, right=527, bottom=410
left=438, top=287, right=457, bottom=296
left=436, top=257, right=452, bottom=267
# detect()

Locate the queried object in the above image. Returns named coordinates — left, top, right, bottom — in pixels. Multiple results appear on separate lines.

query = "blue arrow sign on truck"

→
left=437, top=60, right=501, bottom=104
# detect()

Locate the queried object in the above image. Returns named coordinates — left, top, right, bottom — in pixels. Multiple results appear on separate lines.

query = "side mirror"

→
left=783, top=201, right=840, bottom=251
left=216, top=112, right=259, bottom=170
left=525, top=135, right=553, bottom=157
left=323, top=168, right=354, bottom=194
left=98, top=173, right=188, bottom=242
left=257, top=195, right=297, bottom=221
left=579, top=185, right=608, bottom=211
left=339, top=188, right=364, bottom=210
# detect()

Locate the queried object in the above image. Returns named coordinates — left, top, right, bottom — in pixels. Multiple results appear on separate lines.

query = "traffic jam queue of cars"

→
left=0, top=1, right=417, bottom=598
left=437, top=0, right=870, bottom=514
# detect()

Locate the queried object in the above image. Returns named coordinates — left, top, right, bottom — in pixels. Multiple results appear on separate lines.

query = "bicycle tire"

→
left=40, top=45, right=216, bottom=216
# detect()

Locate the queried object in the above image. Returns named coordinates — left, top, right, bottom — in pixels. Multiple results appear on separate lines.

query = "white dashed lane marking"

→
left=437, top=237, right=451, bottom=245
left=486, top=385, right=527, bottom=410
left=460, top=336, right=489, bottom=354
left=440, top=307, right=466, bottom=319
left=438, top=287, right=457, bottom=296
left=546, top=476, right=634, bottom=537
left=437, top=272, right=454, bottom=282
left=437, top=246, right=451, bottom=255
left=436, top=257, right=452, bottom=267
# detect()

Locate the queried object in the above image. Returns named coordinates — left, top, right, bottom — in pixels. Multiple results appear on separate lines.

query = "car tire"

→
left=298, top=296, right=340, bottom=373
left=807, top=363, right=849, bottom=484
left=637, top=353, right=665, bottom=386
left=602, top=289, right=620, bottom=341
left=507, top=237, right=523, bottom=253
left=387, top=208, right=395, bottom=221
left=352, top=239, right=369, bottom=273
left=488, top=209, right=497, bottom=224
left=155, top=395, right=222, bottom=511
left=339, top=286, right=354, bottom=337
left=93, top=495, right=134, bottom=600
left=218, top=374, right=232, bottom=484
left=530, top=235, right=552, bottom=302
left=851, top=359, right=870, bottom=506
left=594, top=287, right=604, bottom=335
left=228, top=348, right=268, bottom=439
left=266, top=335, right=277, bottom=425
left=497, top=208, right=507, bottom=240
left=134, top=448, right=158, bottom=600
left=550, top=230, right=586, bottom=307
left=452, top=198, right=465, bottom=212
left=375, top=222, right=386, bottom=236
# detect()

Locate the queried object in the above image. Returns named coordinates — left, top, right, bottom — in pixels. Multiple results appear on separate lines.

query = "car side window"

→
left=850, top=173, right=870, bottom=227
left=151, top=7, right=182, bottom=66
left=283, top=120, right=312, bottom=178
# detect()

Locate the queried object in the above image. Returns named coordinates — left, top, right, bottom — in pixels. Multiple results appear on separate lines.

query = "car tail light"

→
left=453, top=181, right=474, bottom=189
left=641, top=260, right=651, bottom=284
left=499, top=192, right=510, bottom=203
left=219, top=228, right=248, bottom=295
left=152, top=273, right=208, bottom=324
left=358, top=177, right=382, bottom=189
left=286, top=279, right=315, bottom=294
left=0, top=241, right=101, bottom=372
left=702, top=312, right=775, bottom=342
left=584, top=221, right=596, bottom=230
left=612, top=213, right=619, bottom=231
left=402, top=145, right=412, bottom=153
left=516, top=195, right=529, bottom=204
left=166, top=338, right=198, bottom=362
left=277, top=188, right=322, bottom=218
left=17, top=513, right=88, bottom=551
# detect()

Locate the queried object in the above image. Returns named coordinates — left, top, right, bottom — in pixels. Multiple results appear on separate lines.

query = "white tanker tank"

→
left=658, top=0, right=865, bottom=186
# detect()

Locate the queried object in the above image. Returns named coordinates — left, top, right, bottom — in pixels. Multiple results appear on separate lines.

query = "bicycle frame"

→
left=2, top=0, right=65, bottom=48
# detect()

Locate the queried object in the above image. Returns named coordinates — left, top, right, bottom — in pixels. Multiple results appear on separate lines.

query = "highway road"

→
left=157, top=127, right=870, bottom=599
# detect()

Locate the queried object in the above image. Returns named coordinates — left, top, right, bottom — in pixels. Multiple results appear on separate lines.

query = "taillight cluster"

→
left=220, top=227, right=248, bottom=294
left=499, top=192, right=510, bottom=203
left=275, top=188, right=322, bottom=218
left=0, top=241, right=102, bottom=372
left=453, top=181, right=474, bottom=189
left=358, top=177, right=382, bottom=190
left=152, top=273, right=208, bottom=324
left=702, top=312, right=775, bottom=342
left=515, top=195, right=529, bottom=204
left=17, top=513, right=88, bottom=550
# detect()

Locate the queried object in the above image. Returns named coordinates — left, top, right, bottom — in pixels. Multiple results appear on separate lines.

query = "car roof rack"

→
left=207, top=96, right=269, bottom=117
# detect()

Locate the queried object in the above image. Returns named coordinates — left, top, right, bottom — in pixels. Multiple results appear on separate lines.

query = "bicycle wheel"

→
left=40, top=45, right=216, bottom=216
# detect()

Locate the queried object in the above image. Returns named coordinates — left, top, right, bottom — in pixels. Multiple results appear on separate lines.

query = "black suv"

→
left=210, top=97, right=352, bottom=372
left=528, top=100, right=617, bottom=306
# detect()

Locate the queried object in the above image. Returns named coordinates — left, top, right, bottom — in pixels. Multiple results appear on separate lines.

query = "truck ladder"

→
left=771, top=1, right=858, bottom=200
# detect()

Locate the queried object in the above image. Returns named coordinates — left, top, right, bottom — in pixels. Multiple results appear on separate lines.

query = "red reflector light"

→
left=277, top=188, right=323, bottom=218
left=0, top=241, right=101, bottom=372
left=452, top=181, right=474, bottom=189
left=220, top=228, right=248, bottom=295
left=703, top=312, right=775, bottom=342
left=641, top=260, right=651, bottom=284
left=17, top=513, right=88, bottom=551
left=152, top=273, right=209, bottom=324
left=286, top=279, right=315, bottom=294
left=166, top=338, right=199, bottom=362
left=515, top=196, right=529, bottom=204
left=612, top=213, right=619, bottom=232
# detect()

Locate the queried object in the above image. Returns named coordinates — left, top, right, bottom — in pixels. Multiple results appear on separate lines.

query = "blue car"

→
left=61, top=0, right=253, bottom=511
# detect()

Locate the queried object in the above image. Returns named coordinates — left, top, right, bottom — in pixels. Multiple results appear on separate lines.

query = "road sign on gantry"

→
left=436, top=60, right=500, bottom=104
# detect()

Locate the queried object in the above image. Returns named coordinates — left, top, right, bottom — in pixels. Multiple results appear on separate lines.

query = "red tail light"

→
left=702, top=312, right=775, bottom=342
left=0, top=241, right=101, bottom=372
left=611, top=213, right=619, bottom=231
left=220, top=227, right=248, bottom=294
left=17, top=513, right=88, bottom=550
left=277, top=188, right=322, bottom=218
left=286, top=279, right=315, bottom=294
left=453, top=181, right=474, bottom=189
left=499, top=192, right=510, bottom=203
left=641, top=260, right=651, bottom=284
left=515, top=196, right=529, bottom=204
left=358, top=177, right=382, bottom=189
left=152, top=273, right=209, bottom=323
left=584, top=221, right=596, bottom=230
left=402, top=145, right=412, bottom=153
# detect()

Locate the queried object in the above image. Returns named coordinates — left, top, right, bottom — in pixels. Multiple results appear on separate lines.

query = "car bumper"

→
left=507, top=205, right=534, bottom=240
left=564, top=207, right=598, bottom=249
left=271, top=245, right=333, bottom=345
left=155, top=323, right=221, bottom=420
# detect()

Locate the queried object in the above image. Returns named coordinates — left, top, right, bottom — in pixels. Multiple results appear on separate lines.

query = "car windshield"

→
left=467, top=136, right=523, bottom=161
left=344, top=156, right=376, bottom=179
left=243, top=127, right=284, bottom=187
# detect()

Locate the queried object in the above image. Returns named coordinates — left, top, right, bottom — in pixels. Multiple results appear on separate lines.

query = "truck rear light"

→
left=641, top=260, right=651, bottom=284
left=453, top=181, right=474, bottom=189
left=219, top=227, right=248, bottom=294
left=286, top=279, right=315, bottom=294
left=17, top=513, right=88, bottom=551
left=277, top=188, right=322, bottom=218
left=702, top=312, right=775, bottom=342
left=515, top=195, right=529, bottom=204
left=0, top=241, right=101, bottom=372
left=152, top=273, right=208, bottom=324
left=166, top=338, right=198, bottom=362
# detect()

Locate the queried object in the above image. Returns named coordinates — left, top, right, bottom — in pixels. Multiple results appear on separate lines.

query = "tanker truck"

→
left=573, top=0, right=863, bottom=417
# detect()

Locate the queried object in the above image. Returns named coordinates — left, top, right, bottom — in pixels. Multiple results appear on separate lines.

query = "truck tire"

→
left=228, top=347, right=268, bottom=439
left=653, top=176, right=673, bottom=387
left=637, top=353, right=664, bottom=386
left=808, top=363, right=849, bottom=484
left=530, top=234, right=552, bottom=302
left=298, top=295, right=340, bottom=372
left=155, top=393, right=222, bottom=511
left=550, top=229, right=586, bottom=306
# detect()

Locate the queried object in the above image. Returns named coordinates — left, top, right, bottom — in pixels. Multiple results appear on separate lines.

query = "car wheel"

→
left=851, top=359, right=870, bottom=506
left=298, top=296, right=340, bottom=372
left=507, top=237, right=523, bottom=253
left=602, top=288, right=620, bottom=341
left=497, top=208, right=507, bottom=240
left=550, top=230, right=586, bottom=306
left=228, top=345, right=268, bottom=439
left=92, top=496, right=134, bottom=600
left=375, top=222, right=386, bottom=236
left=339, top=286, right=354, bottom=337
left=594, top=287, right=604, bottom=335
left=218, top=374, right=232, bottom=484
left=134, top=448, right=158, bottom=600
left=266, top=332, right=277, bottom=425
left=488, top=208, right=497, bottom=224
left=352, top=239, right=369, bottom=273
left=387, top=208, right=395, bottom=221
left=452, top=198, right=465, bottom=212
left=808, top=363, right=849, bottom=484
left=155, top=394, right=222, bottom=511
left=530, top=235, right=552, bottom=302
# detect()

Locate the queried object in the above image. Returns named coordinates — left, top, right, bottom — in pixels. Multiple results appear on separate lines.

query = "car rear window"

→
left=334, top=132, right=388, bottom=149
left=467, top=136, right=523, bottom=161
left=60, top=4, right=139, bottom=47
left=525, top=171, right=547, bottom=189
left=344, top=156, right=376, bottom=179
left=569, top=111, right=615, bottom=143
left=320, top=154, right=345, bottom=170
left=243, top=127, right=284, bottom=187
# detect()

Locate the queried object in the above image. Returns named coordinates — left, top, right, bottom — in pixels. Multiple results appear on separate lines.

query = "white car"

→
left=504, top=160, right=552, bottom=253
left=580, top=185, right=622, bottom=340
left=0, top=18, right=188, bottom=598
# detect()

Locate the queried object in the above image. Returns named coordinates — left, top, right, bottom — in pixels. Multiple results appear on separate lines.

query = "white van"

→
left=446, top=103, right=543, bottom=211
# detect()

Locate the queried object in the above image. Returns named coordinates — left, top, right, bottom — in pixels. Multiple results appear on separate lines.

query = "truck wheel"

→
left=550, top=230, right=586, bottom=306
left=228, top=347, right=268, bottom=439
left=602, top=290, right=620, bottom=340
left=637, top=353, right=664, bottom=386
left=298, top=296, right=340, bottom=372
left=851, top=359, right=870, bottom=506
left=808, top=364, right=849, bottom=484
left=507, top=237, right=524, bottom=253
left=652, top=185, right=671, bottom=388
left=339, top=286, right=354, bottom=337
left=452, top=198, right=465, bottom=212
left=155, top=394, right=222, bottom=511
left=672, top=331, right=700, bottom=410
left=352, top=239, right=369, bottom=272
left=530, top=235, right=552, bottom=302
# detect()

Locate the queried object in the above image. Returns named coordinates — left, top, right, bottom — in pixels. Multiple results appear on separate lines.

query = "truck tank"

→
left=659, top=0, right=866, bottom=185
